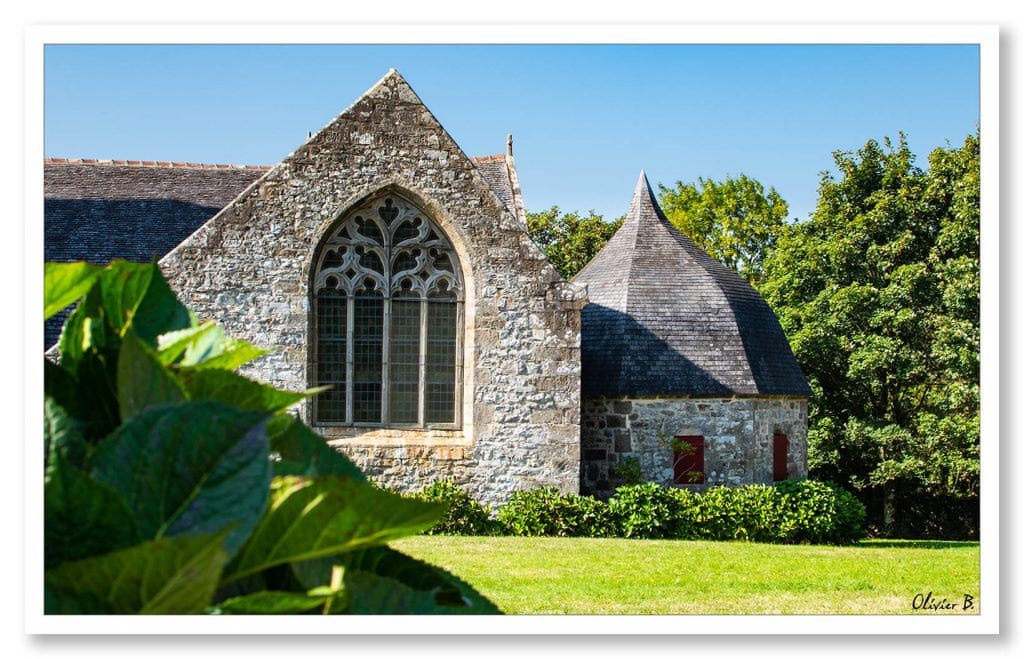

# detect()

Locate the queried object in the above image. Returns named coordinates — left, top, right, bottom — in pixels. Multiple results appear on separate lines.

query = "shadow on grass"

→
left=858, top=540, right=979, bottom=549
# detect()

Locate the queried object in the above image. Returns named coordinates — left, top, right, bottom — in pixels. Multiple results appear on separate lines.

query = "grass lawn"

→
left=392, top=536, right=980, bottom=615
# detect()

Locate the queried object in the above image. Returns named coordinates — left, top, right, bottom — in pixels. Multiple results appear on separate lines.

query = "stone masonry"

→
left=159, top=70, right=585, bottom=508
left=581, top=396, right=808, bottom=497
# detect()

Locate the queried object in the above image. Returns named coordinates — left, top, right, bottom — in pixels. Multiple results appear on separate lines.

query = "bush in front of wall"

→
left=606, top=482, right=699, bottom=539
left=773, top=478, right=867, bottom=545
left=415, top=480, right=498, bottom=536
left=496, top=487, right=615, bottom=537
left=606, top=480, right=866, bottom=544
left=690, top=484, right=791, bottom=542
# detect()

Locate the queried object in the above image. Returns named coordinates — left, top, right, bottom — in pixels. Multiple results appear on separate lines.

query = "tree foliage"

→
left=760, top=133, right=980, bottom=537
left=526, top=206, right=622, bottom=279
left=44, top=260, right=500, bottom=614
left=658, top=174, right=789, bottom=283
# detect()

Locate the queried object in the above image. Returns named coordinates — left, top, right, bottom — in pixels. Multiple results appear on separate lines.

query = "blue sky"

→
left=44, top=44, right=979, bottom=223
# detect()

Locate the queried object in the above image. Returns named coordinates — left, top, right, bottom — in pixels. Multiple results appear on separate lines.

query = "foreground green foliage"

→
left=761, top=133, right=980, bottom=537
left=395, top=535, right=980, bottom=615
left=43, top=260, right=500, bottom=615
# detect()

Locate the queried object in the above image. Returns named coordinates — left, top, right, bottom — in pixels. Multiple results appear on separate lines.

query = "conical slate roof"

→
left=573, top=172, right=811, bottom=397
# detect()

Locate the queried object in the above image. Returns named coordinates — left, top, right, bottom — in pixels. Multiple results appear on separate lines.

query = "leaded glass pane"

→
left=353, top=297, right=383, bottom=422
left=388, top=300, right=421, bottom=424
left=315, top=290, right=347, bottom=423
left=425, top=300, right=457, bottom=424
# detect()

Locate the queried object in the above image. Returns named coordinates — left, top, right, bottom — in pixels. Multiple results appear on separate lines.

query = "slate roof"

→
left=472, top=154, right=517, bottom=213
left=43, top=153, right=522, bottom=347
left=43, top=161, right=268, bottom=347
left=572, top=172, right=811, bottom=398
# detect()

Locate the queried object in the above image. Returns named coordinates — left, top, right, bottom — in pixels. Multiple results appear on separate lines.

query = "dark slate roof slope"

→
left=470, top=155, right=515, bottom=212
left=45, top=160, right=267, bottom=264
left=43, top=160, right=267, bottom=346
left=573, top=171, right=810, bottom=397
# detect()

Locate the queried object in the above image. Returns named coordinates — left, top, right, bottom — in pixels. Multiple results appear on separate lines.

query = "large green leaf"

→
left=56, top=284, right=108, bottom=373
left=43, top=360, right=77, bottom=419
left=181, top=369, right=315, bottom=413
left=156, top=322, right=219, bottom=365
left=212, top=590, right=331, bottom=614
left=96, top=260, right=155, bottom=335
left=129, top=263, right=192, bottom=345
left=267, top=414, right=366, bottom=481
left=117, top=329, right=186, bottom=420
left=44, top=396, right=86, bottom=472
left=92, top=260, right=190, bottom=344
left=90, top=402, right=271, bottom=554
left=342, top=569, right=442, bottom=614
left=337, top=547, right=501, bottom=615
left=45, top=453, right=138, bottom=569
left=45, top=531, right=230, bottom=614
left=45, top=352, right=122, bottom=444
left=182, top=340, right=267, bottom=371
left=44, top=261, right=100, bottom=320
left=158, top=322, right=268, bottom=371
left=222, top=476, right=442, bottom=584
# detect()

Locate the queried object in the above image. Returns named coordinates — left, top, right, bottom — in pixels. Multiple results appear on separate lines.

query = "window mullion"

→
left=345, top=295, right=354, bottom=425
left=381, top=298, right=391, bottom=425
left=418, top=298, right=428, bottom=427
left=455, top=301, right=464, bottom=428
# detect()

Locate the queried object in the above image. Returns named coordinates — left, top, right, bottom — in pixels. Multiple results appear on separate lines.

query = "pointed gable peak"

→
left=378, top=67, right=407, bottom=87
left=361, top=67, right=424, bottom=105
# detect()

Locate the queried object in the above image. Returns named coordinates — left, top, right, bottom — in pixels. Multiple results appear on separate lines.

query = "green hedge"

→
left=607, top=482, right=697, bottom=539
left=419, top=479, right=866, bottom=545
left=497, top=487, right=616, bottom=538
left=413, top=480, right=497, bottom=536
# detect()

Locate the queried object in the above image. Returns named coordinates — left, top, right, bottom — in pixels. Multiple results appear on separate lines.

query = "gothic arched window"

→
left=312, top=193, right=463, bottom=427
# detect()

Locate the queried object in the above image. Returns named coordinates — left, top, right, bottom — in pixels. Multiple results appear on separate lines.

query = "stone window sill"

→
left=319, top=425, right=470, bottom=448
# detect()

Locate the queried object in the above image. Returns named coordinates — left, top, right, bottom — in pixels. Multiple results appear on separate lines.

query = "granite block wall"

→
left=580, top=395, right=808, bottom=497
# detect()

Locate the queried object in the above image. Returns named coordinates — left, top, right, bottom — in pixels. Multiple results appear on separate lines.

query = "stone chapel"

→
left=44, top=69, right=810, bottom=507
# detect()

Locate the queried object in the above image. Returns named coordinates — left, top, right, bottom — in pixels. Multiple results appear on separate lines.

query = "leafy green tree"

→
left=527, top=206, right=622, bottom=279
left=43, top=260, right=500, bottom=614
left=658, top=174, right=789, bottom=283
left=761, top=133, right=980, bottom=537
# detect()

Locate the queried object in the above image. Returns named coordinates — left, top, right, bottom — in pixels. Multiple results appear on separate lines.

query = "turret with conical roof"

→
left=573, top=171, right=810, bottom=398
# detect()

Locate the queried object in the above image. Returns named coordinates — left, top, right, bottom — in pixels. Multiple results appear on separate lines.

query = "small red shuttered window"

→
left=672, top=435, right=704, bottom=484
left=773, top=432, right=789, bottom=481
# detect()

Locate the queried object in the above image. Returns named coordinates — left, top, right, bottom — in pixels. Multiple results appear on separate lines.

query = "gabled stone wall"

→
left=159, top=71, right=584, bottom=507
left=580, top=395, right=808, bottom=498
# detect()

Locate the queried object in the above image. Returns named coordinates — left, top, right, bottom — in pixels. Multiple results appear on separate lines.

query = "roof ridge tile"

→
left=44, top=157, right=273, bottom=171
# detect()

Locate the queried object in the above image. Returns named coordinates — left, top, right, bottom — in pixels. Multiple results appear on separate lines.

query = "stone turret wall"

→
left=159, top=71, right=584, bottom=508
left=580, top=395, right=808, bottom=498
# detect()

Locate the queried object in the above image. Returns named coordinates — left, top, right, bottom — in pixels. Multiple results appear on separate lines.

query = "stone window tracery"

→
left=312, top=194, right=463, bottom=427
